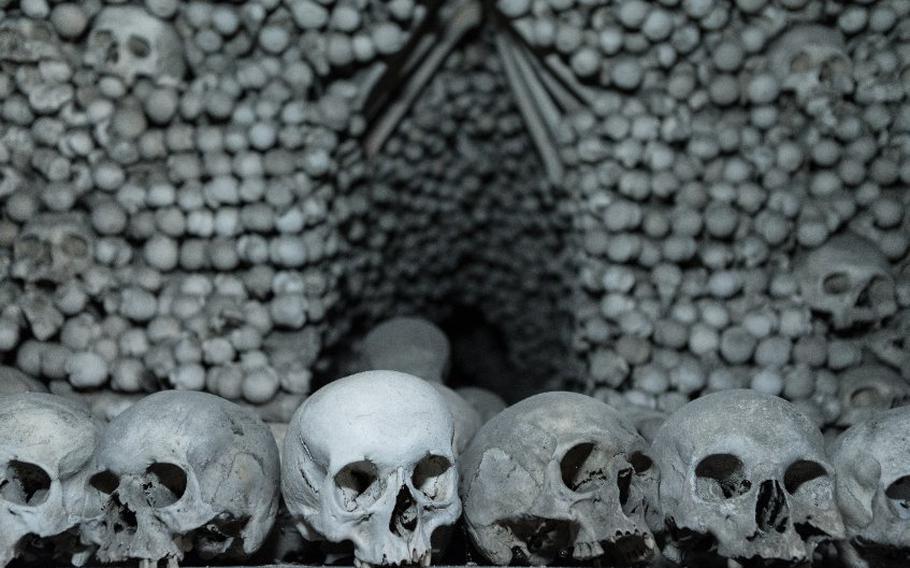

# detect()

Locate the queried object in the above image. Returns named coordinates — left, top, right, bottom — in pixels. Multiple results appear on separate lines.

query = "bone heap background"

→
left=1, top=0, right=910, bottom=483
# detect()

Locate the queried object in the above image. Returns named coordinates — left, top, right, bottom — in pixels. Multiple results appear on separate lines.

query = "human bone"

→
left=832, top=407, right=910, bottom=568
left=0, top=365, right=47, bottom=394
left=81, top=391, right=280, bottom=565
left=84, top=6, right=186, bottom=86
left=361, top=316, right=451, bottom=383
left=837, top=364, right=910, bottom=428
left=433, top=383, right=483, bottom=453
left=282, top=370, right=461, bottom=567
left=459, top=391, right=656, bottom=566
left=769, top=24, right=853, bottom=104
left=0, top=393, right=100, bottom=568
left=650, top=389, right=844, bottom=565
left=796, top=232, right=897, bottom=331
left=456, top=386, right=507, bottom=422
left=11, top=213, right=94, bottom=285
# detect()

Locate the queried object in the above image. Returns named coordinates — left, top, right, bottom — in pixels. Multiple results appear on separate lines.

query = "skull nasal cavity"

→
left=0, top=460, right=51, bottom=506
left=144, top=463, right=187, bottom=507
left=390, top=485, right=418, bottom=536
left=755, top=480, right=789, bottom=533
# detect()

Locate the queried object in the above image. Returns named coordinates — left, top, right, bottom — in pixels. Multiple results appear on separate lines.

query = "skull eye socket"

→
left=695, top=453, right=751, bottom=500
left=560, top=442, right=609, bottom=493
left=783, top=460, right=828, bottom=494
left=144, top=462, right=187, bottom=507
left=412, top=454, right=453, bottom=501
left=128, top=35, right=151, bottom=58
left=885, top=476, right=910, bottom=511
left=0, top=460, right=52, bottom=506
left=823, top=272, right=851, bottom=295
left=850, top=387, right=883, bottom=408
left=334, top=460, right=381, bottom=511
left=16, top=236, right=50, bottom=259
left=89, top=470, right=120, bottom=494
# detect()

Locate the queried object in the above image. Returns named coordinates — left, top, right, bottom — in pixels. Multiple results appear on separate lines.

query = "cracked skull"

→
left=85, top=6, right=186, bottom=86
left=796, top=232, right=897, bottom=331
left=81, top=391, right=280, bottom=565
left=832, top=407, right=910, bottom=564
left=459, top=392, right=656, bottom=566
left=650, top=390, right=844, bottom=565
left=282, top=370, right=461, bottom=567
left=0, top=393, right=100, bottom=568
left=12, top=213, right=93, bottom=285
left=837, top=364, right=910, bottom=428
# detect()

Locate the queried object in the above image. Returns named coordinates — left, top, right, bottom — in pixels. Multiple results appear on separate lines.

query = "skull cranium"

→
left=81, top=391, right=280, bottom=565
left=85, top=6, right=186, bottom=86
left=281, top=370, right=461, bottom=567
left=12, top=213, right=94, bottom=285
left=832, top=407, right=910, bottom=567
left=0, top=393, right=100, bottom=567
left=459, top=392, right=656, bottom=566
left=650, top=390, right=844, bottom=565
left=837, top=364, right=910, bottom=428
left=770, top=24, right=853, bottom=104
left=796, top=232, right=897, bottom=331
left=361, top=317, right=451, bottom=383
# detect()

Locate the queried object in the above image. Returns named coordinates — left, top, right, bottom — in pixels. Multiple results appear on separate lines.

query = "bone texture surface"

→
left=0, top=0, right=909, bottom=565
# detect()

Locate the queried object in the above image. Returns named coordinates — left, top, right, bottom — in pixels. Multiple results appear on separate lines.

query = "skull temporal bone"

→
left=281, top=370, right=461, bottom=567
left=0, top=393, right=100, bottom=568
left=459, top=392, right=656, bottom=566
left=832, top=407, right=910, bottom=563
left=85, top=6, right=186, bottom=86
left=82, top=391, right=280, bottom=564
left=650, top=389, right=844, bottom=565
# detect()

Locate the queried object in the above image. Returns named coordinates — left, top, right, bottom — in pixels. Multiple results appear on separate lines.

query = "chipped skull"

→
left=796, top=232, right=897, bottom=331
left=85, top=6, right=186, bottom=86
left=837, top=364, right=910, bottom=428
left=650, top=390, right=844, bottom=565
left=0, top=393, right=100, bottom=568
left=459, top=392, right=656, bottom=566
left=770, top=24, right=853, bottom=104
left=832, top=407, right=910, bottom=561
left=12, top=213, right=93, bottom=285
left=81, top=391, right=280, bottom=565
left=282, top=371, right=461, bottom=567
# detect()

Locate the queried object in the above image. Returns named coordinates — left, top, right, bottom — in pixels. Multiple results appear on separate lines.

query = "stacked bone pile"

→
left=505, top=0, right=910, bottom=425
left=345, top=29, right=576, bottom=397
left=5, top=375, right=910, bottom=568
left=0, top=0, right=406, bottom=417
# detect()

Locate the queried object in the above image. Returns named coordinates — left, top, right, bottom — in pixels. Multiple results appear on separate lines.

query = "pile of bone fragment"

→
left=2, top=0, right=910, bottom=564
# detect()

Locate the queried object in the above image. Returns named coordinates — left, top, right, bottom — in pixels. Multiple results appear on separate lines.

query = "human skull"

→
left=433, top=384, right=482, bottom=453
left=796, top=232, right=897, bottom=331
left=362, top=317, right=451, bottom=383
left=837, top=364, right=910, bottom=428
left=0, top=366, right=47, bottom=394
left=459, top=392, right=656, bottom=566
left=456, top=386, right=507, bottom=423
left=282, top=370, right=461, bottom=567
left=11, top=213, right=94, bottom=285
left=770, top=24, right=853, bottom=103
left=81, top=391, right=280, bottom=565
left=650, top=390, right=844, bottom=565
left=85, top=6, right=186, bottom=86
left=0, top=393, right=100, bottom=567
left=832, top=407, right=910, bottom=567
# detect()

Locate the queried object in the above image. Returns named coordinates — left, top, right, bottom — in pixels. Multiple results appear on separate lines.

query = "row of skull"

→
left=2, top=369, right=909, bottom=568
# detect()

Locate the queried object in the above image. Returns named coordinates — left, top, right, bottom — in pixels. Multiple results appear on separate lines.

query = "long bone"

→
left=363, top=0, right=482, bottom=157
